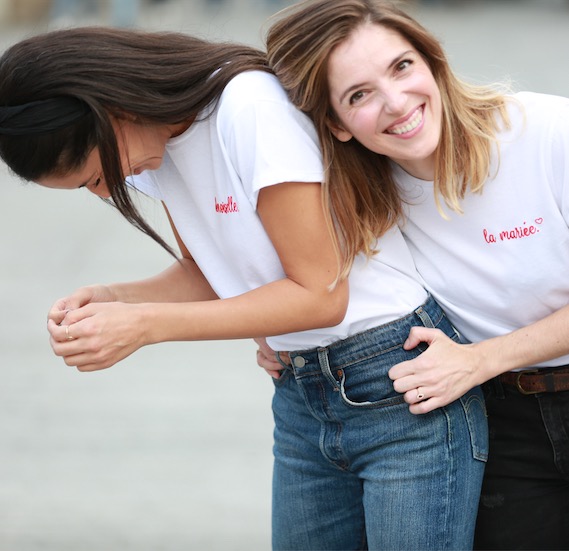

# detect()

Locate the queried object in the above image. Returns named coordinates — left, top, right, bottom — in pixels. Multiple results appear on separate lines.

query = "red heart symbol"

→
left=535, top=218, right=543, bottom=224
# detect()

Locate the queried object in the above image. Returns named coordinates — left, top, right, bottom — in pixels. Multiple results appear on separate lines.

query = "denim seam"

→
left=440, top=406, right=454, bottom=551
left=332, top=344, right=404, bottom=371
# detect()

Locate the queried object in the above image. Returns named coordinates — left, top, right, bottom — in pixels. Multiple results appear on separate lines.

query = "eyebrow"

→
left=338, top=49, right=415, bottom=104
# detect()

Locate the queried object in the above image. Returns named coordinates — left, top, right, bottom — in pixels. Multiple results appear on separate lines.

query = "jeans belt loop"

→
left=414, top=305, right=435, bottom=329
left=275, top=351, right=292, bottom=368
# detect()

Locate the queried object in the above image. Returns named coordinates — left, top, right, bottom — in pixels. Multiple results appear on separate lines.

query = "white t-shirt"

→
left=398, top=92, right=569, bottom=367
left=132, top=70, right=427, bottom=351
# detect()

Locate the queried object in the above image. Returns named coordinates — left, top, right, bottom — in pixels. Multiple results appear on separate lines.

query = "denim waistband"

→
left=279, top=294, right=445, bottom=373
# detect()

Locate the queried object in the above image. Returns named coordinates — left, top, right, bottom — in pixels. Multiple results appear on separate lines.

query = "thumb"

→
left=403, top=326, right=439, bottom=350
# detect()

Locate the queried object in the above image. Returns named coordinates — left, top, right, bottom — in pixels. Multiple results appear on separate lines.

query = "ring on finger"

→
left=65, top=325, right=74, bottom=341
left=416, top=388, right=425, bottom=401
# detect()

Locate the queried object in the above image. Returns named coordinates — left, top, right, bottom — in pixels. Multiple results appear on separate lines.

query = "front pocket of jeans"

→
left=271, top=368, right=293, bottom=388
left=336, top=351, right=406, bottom=409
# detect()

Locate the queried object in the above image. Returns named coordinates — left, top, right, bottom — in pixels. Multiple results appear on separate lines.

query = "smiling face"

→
left=38, top=118, right=183, bottom=197
left=327, top=23, right=442, bottom=180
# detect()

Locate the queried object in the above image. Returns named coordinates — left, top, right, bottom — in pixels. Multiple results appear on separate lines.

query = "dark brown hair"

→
left=0, top=27, right=269, bottom=254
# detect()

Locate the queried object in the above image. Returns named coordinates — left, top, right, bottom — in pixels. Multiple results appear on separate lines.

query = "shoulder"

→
left=220, top=70, right=290, bottom=107
left=509, top=91, right=569, bottom=121
left=216, top=70, right=317, bottom=139
left=499, top=91, right=569, bottom=145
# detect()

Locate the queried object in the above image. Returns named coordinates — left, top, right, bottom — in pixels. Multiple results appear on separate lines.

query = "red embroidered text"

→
left=483, top=218, right=543, bottom=244
left=215, top=196, right=239, bottom=214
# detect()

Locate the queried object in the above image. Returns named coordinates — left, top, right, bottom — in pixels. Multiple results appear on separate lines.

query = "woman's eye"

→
left=396, top=59, right=413, bottom=72
left=349, top=91, right=365, bottom=105
left=93, top=177, right=101, bottom=188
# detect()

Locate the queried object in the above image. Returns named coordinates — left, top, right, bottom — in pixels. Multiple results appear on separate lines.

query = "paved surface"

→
left=0, top=1, right=568, bottom=550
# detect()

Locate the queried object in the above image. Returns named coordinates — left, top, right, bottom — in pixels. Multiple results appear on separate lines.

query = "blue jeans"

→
left=271, top=295, right=488, bottom=550
left=475, top=378, right=569, bottom=550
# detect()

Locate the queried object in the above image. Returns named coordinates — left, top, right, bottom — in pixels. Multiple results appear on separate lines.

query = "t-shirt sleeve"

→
left=218, top=72, right=324, bottom=208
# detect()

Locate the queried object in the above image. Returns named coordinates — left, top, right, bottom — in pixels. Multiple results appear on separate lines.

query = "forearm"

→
left=109, top=258, right=218, bottom=304
left=141, top=276, right=348, bottom=344
left=470, top=304, right=569, bottom=378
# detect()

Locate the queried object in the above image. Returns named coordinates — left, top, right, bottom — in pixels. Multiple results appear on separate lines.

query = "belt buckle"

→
left=515, top=370, right=540, bottom=395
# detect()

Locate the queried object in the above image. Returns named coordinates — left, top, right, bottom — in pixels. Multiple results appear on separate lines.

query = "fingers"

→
left=256, top=347, right=284, bottom=379
left=254, top=337, right=286, bottom=380
left=47, top=299, right=70, bottom=324
left=47, top=319, right=79, bottom=343
left=47, top=286, right=105, bottom=324
left=408, top=396, right=444, bottom=415
left=47, top=320, right=93, bottom=370
left=403, top=386, right=428, bottom=405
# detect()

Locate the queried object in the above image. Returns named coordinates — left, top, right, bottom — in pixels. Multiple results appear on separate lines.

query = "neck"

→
left=169, top=118, right=195, bottom=138
left=394, top=156, right=435, bottom=181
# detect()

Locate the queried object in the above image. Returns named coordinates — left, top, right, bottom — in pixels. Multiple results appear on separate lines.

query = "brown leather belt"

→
left=499, top=366, right=569, bottom=395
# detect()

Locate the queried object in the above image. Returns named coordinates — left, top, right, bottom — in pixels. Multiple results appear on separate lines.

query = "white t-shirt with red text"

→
left=398, top=92, right=569, bottom=367
left=132, top=70, right=428, bottom=351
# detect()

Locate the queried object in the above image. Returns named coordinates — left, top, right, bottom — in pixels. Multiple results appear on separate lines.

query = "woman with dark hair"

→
left=0, top=26, right=486, bottom=550
left=263, top=0, right=569, bottom=549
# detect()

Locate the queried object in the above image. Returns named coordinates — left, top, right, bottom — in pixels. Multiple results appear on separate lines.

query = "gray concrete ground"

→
left=0, top=0, right=568, bottom=550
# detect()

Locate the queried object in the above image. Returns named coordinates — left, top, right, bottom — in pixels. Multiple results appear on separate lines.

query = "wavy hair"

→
left=0, top=27, right=269, bottom=255
left=266, top=0, right=510, bottom=278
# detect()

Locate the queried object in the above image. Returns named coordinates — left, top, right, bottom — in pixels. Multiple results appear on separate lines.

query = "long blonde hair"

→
left=266, top=0, right=510, bottom=278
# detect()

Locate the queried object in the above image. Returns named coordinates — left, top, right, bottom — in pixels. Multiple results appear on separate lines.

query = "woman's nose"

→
left=382, top=89, right=407, bottom=115
left=87, top=183, right=111, bottom=199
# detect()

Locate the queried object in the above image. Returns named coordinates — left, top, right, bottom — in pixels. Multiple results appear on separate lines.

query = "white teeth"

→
left=387, top=108, right=423, bottom=135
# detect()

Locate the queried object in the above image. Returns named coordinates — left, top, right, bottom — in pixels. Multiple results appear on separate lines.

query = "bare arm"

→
left=48, top=182, right=348, bottom=370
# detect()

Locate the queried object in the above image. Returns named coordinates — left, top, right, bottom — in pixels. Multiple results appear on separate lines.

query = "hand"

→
left=47, top=302, right=147, bottom=372
left=48, top=285, right=117, bottom=325
left=388, top=327, right=483, bottom=414
left=254, top=337, right=285, bottom=380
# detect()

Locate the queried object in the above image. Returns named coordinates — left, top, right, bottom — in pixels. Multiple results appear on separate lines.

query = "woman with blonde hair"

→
left=0, top=25, right=486, bottom=551
left=264, top=0, right=569, bottom=549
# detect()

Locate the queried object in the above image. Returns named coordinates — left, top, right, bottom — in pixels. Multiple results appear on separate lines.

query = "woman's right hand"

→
left=48, top=284, right=117, bottom=326
left=254, top=337, right=285, bottom=380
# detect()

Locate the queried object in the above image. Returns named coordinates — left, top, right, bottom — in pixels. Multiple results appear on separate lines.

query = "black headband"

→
left=0, top=96, right=90, bottom=136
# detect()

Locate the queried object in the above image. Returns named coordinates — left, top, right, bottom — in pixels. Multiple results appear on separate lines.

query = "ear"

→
left=326, top=118, right=353, bottom=143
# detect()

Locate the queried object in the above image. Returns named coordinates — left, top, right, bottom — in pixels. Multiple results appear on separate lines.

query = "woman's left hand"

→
left=388, top=327, right=482, bottom=414
left=47, top=302, right=148, bottom=371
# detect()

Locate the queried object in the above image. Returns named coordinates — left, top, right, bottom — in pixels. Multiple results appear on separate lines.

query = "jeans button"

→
left=293, top=356, right=306, bottom=368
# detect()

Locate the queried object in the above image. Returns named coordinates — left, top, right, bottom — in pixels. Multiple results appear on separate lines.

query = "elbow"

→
left=314, top=283, right=349, bottom=328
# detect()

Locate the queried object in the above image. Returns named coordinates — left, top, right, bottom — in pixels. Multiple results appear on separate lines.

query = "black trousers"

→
left=475, top=378, right=569, bottom=550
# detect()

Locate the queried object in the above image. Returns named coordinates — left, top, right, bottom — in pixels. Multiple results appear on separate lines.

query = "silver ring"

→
left=65, top=325, right=74, bottom=341
left=416, top=388, right=425, bottom=401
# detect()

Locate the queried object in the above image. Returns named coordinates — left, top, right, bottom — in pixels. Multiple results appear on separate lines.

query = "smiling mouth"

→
left=385, top=106, right=424, bottom=135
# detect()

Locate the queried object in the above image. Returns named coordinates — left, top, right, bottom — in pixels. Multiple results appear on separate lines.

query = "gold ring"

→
left=65, top=325, right=74, bottom=341
left=416, top=388, right=425, bottom=401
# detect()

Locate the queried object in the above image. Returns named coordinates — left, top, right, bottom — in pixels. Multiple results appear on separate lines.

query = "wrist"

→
left=103, top=283, right=121, bottom=302
left=136, top=303, right=161, bottom=346
left=469, top=335, right=525, bottom=382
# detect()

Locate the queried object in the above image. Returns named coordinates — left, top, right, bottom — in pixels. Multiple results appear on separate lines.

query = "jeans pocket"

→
left=336, top=351, right=406, bottom=409
left=459, top=386, right=489, bottom=462
left=272, top=367, right=293, bottom=388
